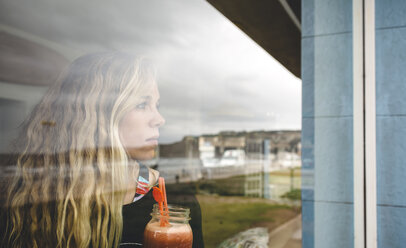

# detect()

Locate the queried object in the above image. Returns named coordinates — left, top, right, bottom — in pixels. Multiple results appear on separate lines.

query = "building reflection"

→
left=157, top=130, right=301, bottom=202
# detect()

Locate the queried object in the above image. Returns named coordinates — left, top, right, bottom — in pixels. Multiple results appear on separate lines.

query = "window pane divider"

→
left=353, top=0, right=365, bottom=247
left=354, top=0, right=377, bottom=247
left=364, top=0, right=377, bottom=247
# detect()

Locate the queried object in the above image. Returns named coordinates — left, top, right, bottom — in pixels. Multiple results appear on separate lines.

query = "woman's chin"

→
left=126, top=146, right=156, bottom=161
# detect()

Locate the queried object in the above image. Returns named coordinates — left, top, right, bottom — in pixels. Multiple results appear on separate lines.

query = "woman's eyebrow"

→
left=140, top=96, right=151, bottom=101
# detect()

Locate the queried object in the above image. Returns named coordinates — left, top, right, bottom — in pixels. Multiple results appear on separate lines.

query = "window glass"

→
left=0, top=1, right=301, bottom=247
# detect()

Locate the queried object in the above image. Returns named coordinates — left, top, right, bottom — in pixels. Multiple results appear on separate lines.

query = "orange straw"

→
left=161, top=177, right=169, bottom=215
left=152, top=187, right=164, bottom=217
left=158, top=177, right=169, bottom=226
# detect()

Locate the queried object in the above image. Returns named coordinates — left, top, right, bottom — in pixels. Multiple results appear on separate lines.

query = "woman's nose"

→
left=151, top=110, right=165, bottom=127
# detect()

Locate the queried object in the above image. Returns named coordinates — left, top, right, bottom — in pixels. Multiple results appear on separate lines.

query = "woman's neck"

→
left=123, top=160, right=140, bottom=205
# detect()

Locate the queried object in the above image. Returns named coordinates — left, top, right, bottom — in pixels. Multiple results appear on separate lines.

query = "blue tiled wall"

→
left=376, top=1, right=406, bottom=247
left=302, top=0, right=353, bottom=247
left=378, top=206, right=406, bottom=248
left=375, top=0, right=406, bottom=29
left=304, top=1, right=406, bottom=247
left=314, top=202, right=354, bottom=248
left=314, top=117, right=353, bottom=203
left=302, top=0, right=352, bottom=37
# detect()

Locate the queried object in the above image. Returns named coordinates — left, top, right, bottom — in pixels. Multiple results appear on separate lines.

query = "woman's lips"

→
left=145, top=137, right=159, bottom=146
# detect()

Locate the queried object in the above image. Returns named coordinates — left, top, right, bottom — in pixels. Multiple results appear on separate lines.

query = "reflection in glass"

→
left=1, top=52, right=163, bottom=247
left=0, top=0, right=302, bottom=247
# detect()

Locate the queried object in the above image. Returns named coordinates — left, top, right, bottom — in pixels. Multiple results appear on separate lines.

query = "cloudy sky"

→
left=1, top=0, right=301, bottom=143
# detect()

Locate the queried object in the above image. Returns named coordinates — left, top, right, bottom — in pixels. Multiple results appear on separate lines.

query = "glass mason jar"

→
left=143, top=204, right=193, bottom=248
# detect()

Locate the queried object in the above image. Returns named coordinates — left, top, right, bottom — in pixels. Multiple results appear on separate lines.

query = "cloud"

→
left=1, top=0, right=301, bottom=143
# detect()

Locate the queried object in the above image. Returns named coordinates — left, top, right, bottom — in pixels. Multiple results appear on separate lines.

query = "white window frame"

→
left=353, top=0, right=376, bottom=247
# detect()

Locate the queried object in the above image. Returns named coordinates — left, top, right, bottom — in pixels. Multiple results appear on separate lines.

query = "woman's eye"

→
left=136, top=102, right=147, bottom=109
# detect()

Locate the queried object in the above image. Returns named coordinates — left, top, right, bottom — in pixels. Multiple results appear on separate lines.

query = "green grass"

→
left=281, top=189, right=302, bottom=201
left=198, top=196, right=294, bottom=248
left=166, top=172, right=302, bottom=247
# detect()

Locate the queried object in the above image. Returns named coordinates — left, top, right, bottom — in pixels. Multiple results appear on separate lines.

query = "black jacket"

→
left=121, top=188, right=204, bottom=248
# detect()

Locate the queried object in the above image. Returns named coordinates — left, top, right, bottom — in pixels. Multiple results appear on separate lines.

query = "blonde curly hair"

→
left=2, top=52, right=156, bottom=248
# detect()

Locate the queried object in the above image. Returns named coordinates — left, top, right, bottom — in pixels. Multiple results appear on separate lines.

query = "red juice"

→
left=143, top=221, right=193, bottom=248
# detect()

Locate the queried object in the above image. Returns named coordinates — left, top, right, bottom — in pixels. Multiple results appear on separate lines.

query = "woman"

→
left=1, top=52, right=165, bottom=247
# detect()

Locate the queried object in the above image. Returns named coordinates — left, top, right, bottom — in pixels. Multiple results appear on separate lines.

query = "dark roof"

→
left=207, top=0, right=301, bottom=78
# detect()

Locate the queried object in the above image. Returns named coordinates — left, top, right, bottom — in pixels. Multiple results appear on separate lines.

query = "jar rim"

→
left=151, top=203, right=191, bottom=221
left=152, top=204, right=190, bottom=212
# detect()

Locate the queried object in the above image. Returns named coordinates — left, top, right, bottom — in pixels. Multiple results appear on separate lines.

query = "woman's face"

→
left=119, top=83, right=165, bottom=160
